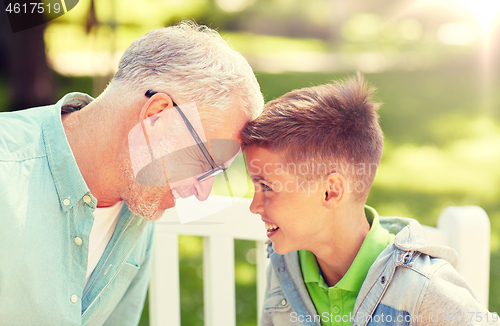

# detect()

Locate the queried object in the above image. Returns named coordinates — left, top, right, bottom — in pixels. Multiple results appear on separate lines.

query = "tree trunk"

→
left=6, top=24, right=55, bottom=111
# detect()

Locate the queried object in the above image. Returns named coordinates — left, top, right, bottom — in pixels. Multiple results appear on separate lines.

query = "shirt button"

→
left=70, top=294, right=78, bottom=303
left=281, top=299, right=287, bottom=306
left=83, top=195, right=91, bottom=204
left=332, top=291, right=338, bottom=298
left=333, top=306, right=340, bottom=314
left=74, top=237, right=83, bottom=246
left=63, top=198, right=70, bottom=206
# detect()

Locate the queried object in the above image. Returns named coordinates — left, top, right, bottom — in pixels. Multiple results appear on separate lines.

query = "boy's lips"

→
left=265, top=222, right=279, bottom=231
left=262, top=218, right=279, bottom=237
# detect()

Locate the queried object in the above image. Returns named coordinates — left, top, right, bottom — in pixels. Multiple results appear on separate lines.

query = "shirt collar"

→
left=299, top=249, right=322, bottom=284
left=42, top=93, right=96, bottom=211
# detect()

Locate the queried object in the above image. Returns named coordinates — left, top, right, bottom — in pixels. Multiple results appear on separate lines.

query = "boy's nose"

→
left=249, top=193, right=263, bottom=215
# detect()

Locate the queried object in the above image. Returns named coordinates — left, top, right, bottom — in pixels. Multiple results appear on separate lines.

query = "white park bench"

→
left=149, top=196, right=491, bottom=326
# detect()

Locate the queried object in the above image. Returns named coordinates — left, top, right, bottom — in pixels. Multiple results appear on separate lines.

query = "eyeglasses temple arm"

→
left=144, top=90, right=218, bottom=182
left=140, top=119, right=169, bottom=187
left=174, top=106, right=218, bottom=169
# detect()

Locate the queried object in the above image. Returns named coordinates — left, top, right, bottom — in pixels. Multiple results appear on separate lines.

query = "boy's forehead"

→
left=245, top=146, right=281, bottom=163
left=244, top=146, right=290, bottom=177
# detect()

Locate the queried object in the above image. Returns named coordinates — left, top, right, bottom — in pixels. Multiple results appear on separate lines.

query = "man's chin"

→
left=124, top=200, right=170, bottom=222
left=132, top=206, right=166, bottom=222
left=144, top=196, right=176, bottom=222
left=144, top=209, right=166, bottom=222
left=160, top=192, right=176, bottom=210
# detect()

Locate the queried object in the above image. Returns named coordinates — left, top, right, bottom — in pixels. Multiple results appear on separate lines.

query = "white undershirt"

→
left=84, top=201, right=124, bottom=288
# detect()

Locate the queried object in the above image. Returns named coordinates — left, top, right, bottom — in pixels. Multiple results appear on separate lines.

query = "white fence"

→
left=149, top=196, right=491, bottom=326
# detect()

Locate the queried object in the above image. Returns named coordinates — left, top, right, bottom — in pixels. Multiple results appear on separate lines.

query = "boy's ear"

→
left=322, top=173, right=346, bottom=209
left=139, top=93, right=175, bottom=121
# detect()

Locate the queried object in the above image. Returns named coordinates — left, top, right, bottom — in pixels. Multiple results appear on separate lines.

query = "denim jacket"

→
left=262, top=217, right=494, bottom=326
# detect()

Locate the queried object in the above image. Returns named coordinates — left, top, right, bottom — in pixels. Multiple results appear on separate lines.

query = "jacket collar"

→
left=380, top=216, right=459, bottom=267
left=269, top=246, right=321, bottom=326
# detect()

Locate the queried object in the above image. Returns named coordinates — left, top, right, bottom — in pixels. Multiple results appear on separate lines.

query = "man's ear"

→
left=139, top=93, right=175, bottom=122
left=322, top=173, right=346, bottom=209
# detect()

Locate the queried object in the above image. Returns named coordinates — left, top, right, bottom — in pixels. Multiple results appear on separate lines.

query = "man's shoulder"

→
left=0, top=105, right=56, bottom=161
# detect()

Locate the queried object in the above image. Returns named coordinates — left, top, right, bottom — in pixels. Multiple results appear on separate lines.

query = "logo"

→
left=3, top=0, right=79, bottom=33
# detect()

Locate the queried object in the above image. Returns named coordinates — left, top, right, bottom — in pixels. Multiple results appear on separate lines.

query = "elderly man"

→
left=0, top=22, right=263, bottom=325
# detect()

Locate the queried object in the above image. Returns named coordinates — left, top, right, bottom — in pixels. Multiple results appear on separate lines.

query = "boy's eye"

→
left=261, top=183, right=272, bottom=192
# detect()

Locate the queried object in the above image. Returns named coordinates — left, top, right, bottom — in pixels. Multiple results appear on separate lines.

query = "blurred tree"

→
left=0, top=14, right=9, bottom=78
left=4, top=23, right=55, bottom=111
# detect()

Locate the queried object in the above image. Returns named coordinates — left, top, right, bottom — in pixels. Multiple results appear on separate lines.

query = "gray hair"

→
left=109, top=21, right=263, bottom=122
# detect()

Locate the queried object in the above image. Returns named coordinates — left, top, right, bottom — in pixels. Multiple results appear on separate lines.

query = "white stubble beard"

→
left=119, top=161, right=171, bottom=222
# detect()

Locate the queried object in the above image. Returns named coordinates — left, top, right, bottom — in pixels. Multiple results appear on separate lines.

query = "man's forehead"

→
left=204, top=105, right=249, bottom=143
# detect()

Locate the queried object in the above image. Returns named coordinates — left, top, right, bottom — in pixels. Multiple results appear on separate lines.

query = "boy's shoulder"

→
left=383, top=216, right=459, bottom=266
left=262, top=217, right=489, bottom=326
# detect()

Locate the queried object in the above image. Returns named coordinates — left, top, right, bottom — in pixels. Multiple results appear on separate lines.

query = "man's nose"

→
left=193, top=177, right=216, bottom=201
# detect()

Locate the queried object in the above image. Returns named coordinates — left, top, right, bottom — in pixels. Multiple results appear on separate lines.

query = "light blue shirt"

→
left=0, top=93, right=155, bottom=326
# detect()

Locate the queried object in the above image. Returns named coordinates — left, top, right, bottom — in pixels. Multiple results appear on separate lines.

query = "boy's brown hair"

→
left=240, top=74, right=383, bottom=202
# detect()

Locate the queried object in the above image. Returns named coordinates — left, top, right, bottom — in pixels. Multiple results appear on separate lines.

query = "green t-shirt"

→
left=298, top=206, right=395, bottom=326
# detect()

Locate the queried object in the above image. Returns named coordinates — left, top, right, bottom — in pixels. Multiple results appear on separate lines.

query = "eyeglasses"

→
left=144, top=90, right=229, bottom=184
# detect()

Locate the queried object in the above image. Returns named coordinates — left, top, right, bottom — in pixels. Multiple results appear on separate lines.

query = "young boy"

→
left=240, top=75, right=494, bottom=326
